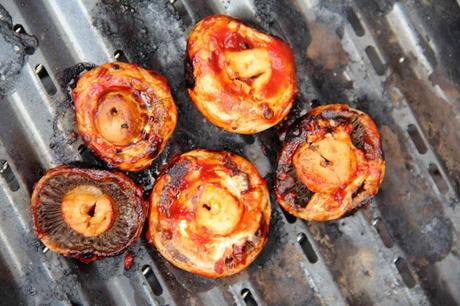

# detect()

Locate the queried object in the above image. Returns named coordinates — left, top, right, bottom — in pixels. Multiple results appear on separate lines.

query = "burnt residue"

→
left=0, top=4, right=38, bottom=96
left=92, top=0, right=185, bottom=70
left=304, top=19, right=352, bottom=103
left=223, top=155, right=240, bottom=176
left=92, top=1, right=154, bottom=64
left=158, top=158, right=190, bottom=216
left=183, top=55, right=195, bottom=89
left=59, top=62, right=96, bottom=91
left=48, top=63, right=97, bottom=164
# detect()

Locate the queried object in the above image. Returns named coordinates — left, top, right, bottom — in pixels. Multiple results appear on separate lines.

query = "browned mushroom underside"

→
left=32, top=166, right=145, bottom=262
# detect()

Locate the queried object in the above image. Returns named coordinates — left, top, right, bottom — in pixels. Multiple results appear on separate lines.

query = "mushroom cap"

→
left=72, top=62, right=177, bottom=171
left=31, top=165, right=146, bottom=263
left=148, top=149, right=271, bottom=277
left=275, top=104, right=385, bottom=221
left=186, top=15, right=297, bottom=134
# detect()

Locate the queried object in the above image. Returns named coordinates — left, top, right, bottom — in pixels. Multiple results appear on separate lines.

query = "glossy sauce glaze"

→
left=72, top=62, right=177, bottom=171
left=275, top=104, right=385, bottom=221
left=186, top=15, right=297, bottom=134
left=148, top=150, right=271, bottom=277
left=31, top=165, right=146, bottom=263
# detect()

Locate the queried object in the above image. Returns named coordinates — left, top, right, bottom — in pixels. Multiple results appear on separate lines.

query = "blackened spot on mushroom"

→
left=321, top=109, right=352, bottom=121
left=232, top=244, right=245, bottom=262
left=277, top=165, right=313, bottom=209
left=88, top=203, right=96, bottom=217
left=142, top=129, right=148, bottom=140
left=291, top=183, right=313, bottom=208
left=223, top=156, right=240, bottom=176
left=224, top=256, right=234, bottom=267
left=111, top=107, right=118, bottom=115
left=243, top=240, right=255, bottom=254
left=325, top=127, right=335, bottom=134
left=320, top=154, right=332, bottom=167
left=343, top=197, right=373, bottom=218
left=184, top=55, right=195, bottom=89
left=121, top=123, right=129, bottom=129
left=160, top=159, right=191, bottom=215
left=262, top=104, right=274, bottom=120
left=250, top=72, right=263, bottom=80
left=352, top=182, right=366, bottom=198
left=351, top=117, right=366, bottom=151
left=162, top=229, right=173, bottom=240
left=255, top=213, right=268, bottom=238
left=146, top=138, right=162, bottom=158
left=166, top=159, right=190, bottom=186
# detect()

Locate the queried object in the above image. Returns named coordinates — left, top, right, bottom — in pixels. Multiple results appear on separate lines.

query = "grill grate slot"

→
left=407, top=124, right=428, bottom=154
left=142, top=265, right=163, bottom=296
left=0, top=160, right=19, bottom=192
left=241, top=288, right=258, bottom=306
left=428, top=163, right=449, bottom=194
left=297, top=233, right=318, bottom=263
left=395, top=257, right=416, bottom=288
left=114, top=50, right=128, bottom=62
left=372, top=217, right=394, bottom=248
left=281, top=209, right=297, bottom=224
left=365, top=46, right=386, bottom=75
left=35, top=64, right=57, bottom=96
left=346, top=8, right=365, bottom=37
left=13, top=24, right=25, bottom=33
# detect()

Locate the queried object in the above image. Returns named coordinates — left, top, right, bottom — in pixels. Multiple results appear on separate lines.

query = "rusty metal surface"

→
left=0, top=0, right=459, bottom=305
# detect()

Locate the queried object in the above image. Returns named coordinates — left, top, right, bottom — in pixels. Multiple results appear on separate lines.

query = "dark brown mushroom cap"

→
left=31, top=165, right=146, bottom=263
left=275, top=104, right=385, bottom=221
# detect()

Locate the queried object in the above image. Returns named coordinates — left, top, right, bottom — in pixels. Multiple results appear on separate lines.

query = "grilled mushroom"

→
left=275, top=104, right=385, bottom=221
left=31, top=165, right=146, bottom=263
left=72, top=62, right=177, bottom=171
left=148, top=150, right=271, bottom=277
left=186, top=15, right=297, bottom=134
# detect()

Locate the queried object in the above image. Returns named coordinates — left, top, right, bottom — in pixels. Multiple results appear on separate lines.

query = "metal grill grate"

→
left=0, top=0, right=459, bottom=305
